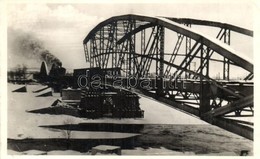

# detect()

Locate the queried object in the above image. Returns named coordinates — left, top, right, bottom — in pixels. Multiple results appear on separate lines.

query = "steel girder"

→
left=164, top=17, right=253, bottom=37
left=83, top=14, right=253, bottom=73
left=82, top=14, right=254, bottom=140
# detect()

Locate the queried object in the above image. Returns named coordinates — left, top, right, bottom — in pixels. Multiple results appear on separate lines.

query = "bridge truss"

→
left=83, top=14, right=254, bottom=140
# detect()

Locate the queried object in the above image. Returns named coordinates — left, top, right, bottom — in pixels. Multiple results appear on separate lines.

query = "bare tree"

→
left=61, top=117, right=74, bottom=149
left=10, top=64, right=28, bottom=80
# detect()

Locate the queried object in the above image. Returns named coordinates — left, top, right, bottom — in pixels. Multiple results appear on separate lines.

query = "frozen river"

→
left=7, top=84, right=253, bottom=155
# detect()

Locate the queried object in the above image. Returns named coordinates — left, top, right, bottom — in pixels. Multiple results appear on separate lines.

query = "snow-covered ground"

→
left=7, top=84, right=253, bottom=155
left=8, top=84, right=205, bottom=139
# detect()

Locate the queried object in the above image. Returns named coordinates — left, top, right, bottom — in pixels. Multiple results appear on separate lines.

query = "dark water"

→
left=8, top=123, right=252, bottom=155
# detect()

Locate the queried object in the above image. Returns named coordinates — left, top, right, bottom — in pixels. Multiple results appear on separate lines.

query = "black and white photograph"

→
left=1, top=0, right=259, bottom=157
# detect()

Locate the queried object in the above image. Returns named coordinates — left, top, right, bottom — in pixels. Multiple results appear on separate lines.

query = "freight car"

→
left=78, top=88, right=144, bottom=119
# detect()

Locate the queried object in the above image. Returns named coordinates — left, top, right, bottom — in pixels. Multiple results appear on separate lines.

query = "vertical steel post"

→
left=223, top=29, right=230, bottom=80
left=156, top=25, right=165, bottom=96
left=99, top=27, right=103, bottom=68
left=128, top=20, right=133, bottom=76
left=132, top=21, right=136, bottom=75
left=206, top=47, right=210, bottom=77
left=141, top=29, right=145, bottom=55
left=101, top=27, right=105, bottom=68
left=199, top=44, right=211, bottom=117
left=90, top=38, right=94, bottom=68
left=185, top=24, right=192, bottom=79
left=156, top=26, right=159, bottom=77
left=159, top=26, right=165, bottom=79
left=112, top=22, right=118, bottom=68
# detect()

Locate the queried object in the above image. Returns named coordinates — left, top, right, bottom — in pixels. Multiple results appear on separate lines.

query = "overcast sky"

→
left=7, top=2, right=254, bottom=71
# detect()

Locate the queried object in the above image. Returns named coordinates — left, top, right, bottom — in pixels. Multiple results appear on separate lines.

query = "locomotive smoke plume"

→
left=8, top=28, right=61, bottom=68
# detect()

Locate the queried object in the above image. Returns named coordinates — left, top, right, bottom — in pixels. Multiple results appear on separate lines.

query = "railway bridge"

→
left=82, top=14, right=254, bottom=140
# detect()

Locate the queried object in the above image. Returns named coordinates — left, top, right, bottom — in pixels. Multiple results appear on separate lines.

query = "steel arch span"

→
left=83, top=14, right=253, bottom=140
